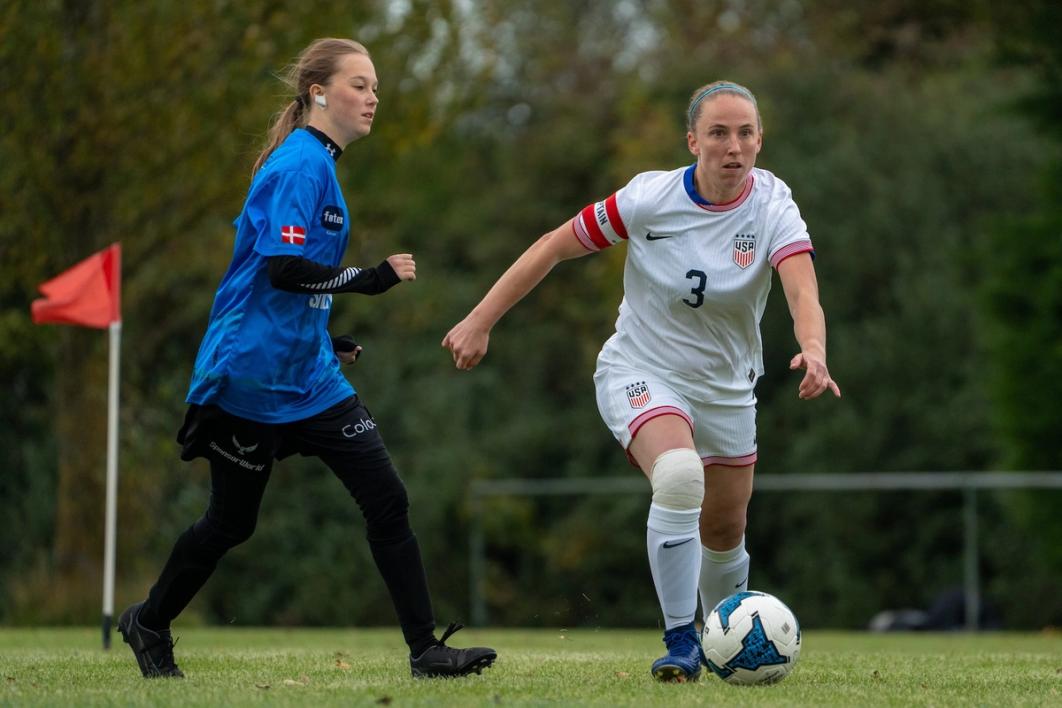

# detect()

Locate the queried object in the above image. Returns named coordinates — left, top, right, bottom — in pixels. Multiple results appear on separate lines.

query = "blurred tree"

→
left=975, top=0, right=1062, bottom=620
left=1, top=0, right=114, bottom=621
left=0, top=0, right=380, bottom=620
left=1, top=0, right=1058, bottom=629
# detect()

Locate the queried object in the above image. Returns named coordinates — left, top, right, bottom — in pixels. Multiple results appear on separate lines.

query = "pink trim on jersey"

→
left=693, top=174, right=755, bottom=213
left=770, top=240, right=814, bottom=268
left=604, top=194, right=628, bottom=240
left=628, top=406, right=694, bottom=440
left=702, top=452, right=758, bottom=467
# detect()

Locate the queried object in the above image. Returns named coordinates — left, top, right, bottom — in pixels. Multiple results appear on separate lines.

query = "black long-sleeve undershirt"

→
left=267, top=255, right=400, bottom=295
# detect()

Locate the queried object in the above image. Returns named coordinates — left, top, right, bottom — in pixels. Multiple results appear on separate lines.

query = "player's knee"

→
left=362, top=472, right=411, bottom=542
left=366, top=503, right=412, bottom=544
left=192, top=514, right=256, bottom=557
left=369, top=471, right=409, bottom=518
left=650, top=448, right=704, bottom=510
left=366, top=511, right=413, bottom=545
left=701, top=514, right=747, bottom=549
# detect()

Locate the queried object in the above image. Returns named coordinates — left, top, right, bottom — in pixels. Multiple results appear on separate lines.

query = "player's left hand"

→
left=333, top=335, right=363, bottom=366
left=789, top=352, right=841, bottom=399
left=337, top=345, right=363, bottom=365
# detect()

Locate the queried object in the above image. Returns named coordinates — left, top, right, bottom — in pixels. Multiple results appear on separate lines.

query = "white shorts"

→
left=593, top=356, right=758, bottom=467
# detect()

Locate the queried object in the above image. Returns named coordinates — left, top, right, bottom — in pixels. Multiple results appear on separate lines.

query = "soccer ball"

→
left=701, top=590, right=801, bottom=685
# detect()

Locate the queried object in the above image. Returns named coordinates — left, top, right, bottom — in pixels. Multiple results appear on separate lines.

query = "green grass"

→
left=1, top=627, right=1058, bottom=706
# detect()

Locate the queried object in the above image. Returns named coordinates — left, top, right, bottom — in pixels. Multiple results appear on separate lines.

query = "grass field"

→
left=1, top=626, right=1058, bottom=706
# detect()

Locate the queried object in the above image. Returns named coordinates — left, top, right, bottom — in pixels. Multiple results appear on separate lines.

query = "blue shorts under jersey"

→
left=186, top=128, right=353, bottom=423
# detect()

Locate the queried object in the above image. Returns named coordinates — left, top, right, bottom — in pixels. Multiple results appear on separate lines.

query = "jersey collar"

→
left=683, top=163, right=753, bottom=212
left=304, top=126, right=343, bottom=162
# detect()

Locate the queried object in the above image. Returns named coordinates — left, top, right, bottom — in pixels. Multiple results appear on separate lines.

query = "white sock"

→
left=698, top=537, right=750, bottom=621
left=646, top=503, right=701, bottom=630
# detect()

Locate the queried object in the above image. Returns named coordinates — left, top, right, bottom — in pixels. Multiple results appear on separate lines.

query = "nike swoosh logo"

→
left=735, top=575, right=749, bottom=589
left=645, top=232, right=673, bottom=241
left=662, top=538, right=694, bottom=549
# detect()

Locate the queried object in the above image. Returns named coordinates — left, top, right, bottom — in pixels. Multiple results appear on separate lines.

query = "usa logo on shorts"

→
left=626, top=381, right=651, bottom=409
left=733, top=234, right=756, bottom=269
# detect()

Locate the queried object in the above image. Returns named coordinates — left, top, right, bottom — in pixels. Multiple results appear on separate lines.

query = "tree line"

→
left=1, top=0, right=1058, bottom=629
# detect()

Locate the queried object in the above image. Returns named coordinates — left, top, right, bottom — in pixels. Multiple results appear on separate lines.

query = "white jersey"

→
left=574, top=165, right=813, bottom=401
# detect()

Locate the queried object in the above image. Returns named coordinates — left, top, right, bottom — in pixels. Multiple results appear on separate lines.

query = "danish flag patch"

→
left=281, top=225, right=306, bottom=245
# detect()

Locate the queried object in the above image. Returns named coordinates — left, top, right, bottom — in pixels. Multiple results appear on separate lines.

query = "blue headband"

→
left=687, top=83, right=755, bottom=126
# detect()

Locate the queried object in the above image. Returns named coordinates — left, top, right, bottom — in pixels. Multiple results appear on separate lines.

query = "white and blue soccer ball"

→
left=701, top=590, right=801, bottom=685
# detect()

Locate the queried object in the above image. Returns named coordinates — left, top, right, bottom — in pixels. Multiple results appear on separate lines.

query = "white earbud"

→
left=314, top=94, right=327, bottom=108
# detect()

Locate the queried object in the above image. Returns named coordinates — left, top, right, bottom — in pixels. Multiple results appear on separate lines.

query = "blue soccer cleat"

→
left=651, top=621, right=705, bottom=682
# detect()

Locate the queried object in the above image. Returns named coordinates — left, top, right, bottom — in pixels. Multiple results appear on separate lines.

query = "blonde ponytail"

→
left=253, top=99, right=306, bottom=175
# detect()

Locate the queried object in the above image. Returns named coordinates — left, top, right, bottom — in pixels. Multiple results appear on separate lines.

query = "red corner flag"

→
left=32, top=243, right=121, bottom=328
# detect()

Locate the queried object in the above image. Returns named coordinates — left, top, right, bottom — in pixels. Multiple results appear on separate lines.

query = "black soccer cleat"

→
left=117, top=601, right=184, bottom=678
left=409, top=622, right=497, bottom=678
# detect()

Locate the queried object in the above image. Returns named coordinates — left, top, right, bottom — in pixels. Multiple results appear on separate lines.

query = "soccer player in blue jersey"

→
left=117, top=38, right=496, bottom=680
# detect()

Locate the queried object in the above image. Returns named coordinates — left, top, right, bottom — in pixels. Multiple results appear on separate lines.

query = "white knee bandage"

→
left=650, top=448, right=704, bottom=510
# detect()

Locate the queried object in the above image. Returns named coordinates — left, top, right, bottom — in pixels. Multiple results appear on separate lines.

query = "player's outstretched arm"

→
left=443, top=221, right=590, bottom=370
left=777, top=253, right=841, bottom=400
left=267, top=253, right=414, bottom=295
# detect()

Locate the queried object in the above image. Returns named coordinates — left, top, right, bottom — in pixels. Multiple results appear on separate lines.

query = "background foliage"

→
left=1, top=0, right=1059, bottom=629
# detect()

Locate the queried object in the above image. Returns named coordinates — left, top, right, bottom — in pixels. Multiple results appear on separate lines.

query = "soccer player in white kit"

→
left=443, top=81, right=840, bottom=682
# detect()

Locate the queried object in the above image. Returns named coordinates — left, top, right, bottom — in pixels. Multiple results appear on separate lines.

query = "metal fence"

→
left=467, top=471, right=1062, bottom=629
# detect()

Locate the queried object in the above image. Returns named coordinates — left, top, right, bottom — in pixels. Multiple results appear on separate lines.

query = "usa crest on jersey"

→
left=733, top=234, right=756, bottom=269
left=626, top=381, right=651, bottom=408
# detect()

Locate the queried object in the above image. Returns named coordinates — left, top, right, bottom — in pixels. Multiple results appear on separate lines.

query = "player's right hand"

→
left=442, top=318, right=490, bottom=370
left=387, top=253, right=416, bottom=281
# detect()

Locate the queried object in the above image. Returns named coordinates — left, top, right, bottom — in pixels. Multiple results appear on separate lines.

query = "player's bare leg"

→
left=698, top=464, right=753, bottom=619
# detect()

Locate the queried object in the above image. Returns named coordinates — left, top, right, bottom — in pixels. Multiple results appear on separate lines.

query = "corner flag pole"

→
left=30, top=243, right=123, bottom=651
left=102, top=319, right=121, bottom=650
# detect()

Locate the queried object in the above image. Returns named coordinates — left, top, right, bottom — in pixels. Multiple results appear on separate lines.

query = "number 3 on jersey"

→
left=683, top=269, right=707, bottom=308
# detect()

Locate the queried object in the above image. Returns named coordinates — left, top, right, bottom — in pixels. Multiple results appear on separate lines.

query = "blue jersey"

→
left=187, top=128, right=354, bottom=423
